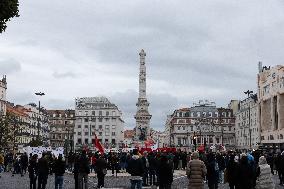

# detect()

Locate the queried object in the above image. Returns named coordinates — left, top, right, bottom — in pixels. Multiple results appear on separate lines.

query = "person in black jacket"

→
left=157, top=155, right=173, bottom=189
left=73, top=154, right=80, bottom=189
left=236, top=154, right=253, bottom=189
left=127, top=149, right=144, bottom=189
left=28, top=154, right=38, bottom=189
left=78, top=150, right=90, bottom=189
left=37, top=153, right=49, bottom=189
left=206, top=153, right=219, bottom=189
left=95, top=154, right=108, bottom=188
left=53, top=154, right=65, bottom=189
left=148, top=152, right=157, bottom=186
left=226, top=154, right=238, bottom=189
left=20, top=153, right=29, bottom=176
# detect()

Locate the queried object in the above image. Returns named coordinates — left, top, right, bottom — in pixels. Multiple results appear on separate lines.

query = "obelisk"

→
left=134, top=49, right=152, bottom=141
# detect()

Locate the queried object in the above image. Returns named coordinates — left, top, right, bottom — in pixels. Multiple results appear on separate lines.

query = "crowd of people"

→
left=0, top=149, right=283, bottom=189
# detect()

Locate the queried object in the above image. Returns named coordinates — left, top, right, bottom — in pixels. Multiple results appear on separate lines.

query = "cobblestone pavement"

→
left=0, top=171, right=283, bottom=189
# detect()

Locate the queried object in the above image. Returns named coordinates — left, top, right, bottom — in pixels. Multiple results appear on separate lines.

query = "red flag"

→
left=93, top=133, right=104, bottom=154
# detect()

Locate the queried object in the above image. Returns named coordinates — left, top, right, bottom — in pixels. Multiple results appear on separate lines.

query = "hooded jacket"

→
left=256, top=156, right=275, bottom=189
left=126, top=155, right=144, bottom=177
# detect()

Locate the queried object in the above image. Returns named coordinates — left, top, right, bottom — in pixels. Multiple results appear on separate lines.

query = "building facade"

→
left=166, top=100, right=235, bottom=151
left=48, top=110, right=75, bottom=150
left=134, top=49, right=152, bottom=141
left=235, top=97, right=260, bottom=150
left=24, top=103, right=50, bottom=145
left=0, top=76, right=7, bottom=116
left=258, top=63, right=284, bottom=150
left=74, top=97, right=124, bottom=150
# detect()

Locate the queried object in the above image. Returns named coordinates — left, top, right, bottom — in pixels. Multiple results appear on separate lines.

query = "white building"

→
left=0, top=76, right=7, bottom=116
left=24, top=103, right=50, bottom=145
left=74, top=97, right=124, bottom=150
left=235, top=97, right=260, bottom=150
left=258, top=63, right=284, bottom=151
left=165, top=101, right=236, bottom=151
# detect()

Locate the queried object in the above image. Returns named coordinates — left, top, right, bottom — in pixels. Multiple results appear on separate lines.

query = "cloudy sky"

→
left=1, top=0, right=284, bottom=131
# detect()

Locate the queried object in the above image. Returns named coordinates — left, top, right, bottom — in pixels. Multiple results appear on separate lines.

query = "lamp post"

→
left=35, top=92, right=45, bottom=141
left=244, top=90, right=253, bottom=149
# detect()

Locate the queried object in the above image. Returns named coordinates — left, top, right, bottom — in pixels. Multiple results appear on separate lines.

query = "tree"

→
left=0, top=115, right=13, bottom=150
left=0, top=0, right=19, bottom=33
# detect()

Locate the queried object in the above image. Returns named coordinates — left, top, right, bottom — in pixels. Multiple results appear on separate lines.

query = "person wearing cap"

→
left=186, top=151, right=207, bottom=189
left=127, top=149, right=145, bottom=189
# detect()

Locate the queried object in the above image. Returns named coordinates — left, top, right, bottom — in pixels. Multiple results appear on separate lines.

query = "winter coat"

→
left=226, top=159, right=238, bottom=185
left=157, top=160, right=173, bottom=185
left=206, top=160, right=219, bottom=185
left=236, top=157, right=253, bottom=189
left=256, top=156, right=275, bottom=189
left=78, top=154, right=90, bottom=174
left=126, top=155, right=144, bottom=177
left=95, top=157, right=107, bottom=174
left=37, top=157, right=49, bottom=176
left=28, top=159, right=38, bottom=178
left=53, top=158, right=65, bottom=176
left=186, top=159, right=207, bottom=189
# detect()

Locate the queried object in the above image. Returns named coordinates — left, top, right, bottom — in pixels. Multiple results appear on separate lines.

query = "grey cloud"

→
left=52, top=71, right=78, bottom=79
left=0, top=59, right=21, bottom=75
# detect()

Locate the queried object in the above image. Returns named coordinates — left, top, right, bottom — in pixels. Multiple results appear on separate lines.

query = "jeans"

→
left=143, top=168, right=149, bottom=185
left=219, top=170, right=224, bottom=183
left=78, top=173, right=88, bottom=189
left=130, top=180, right=142, bottom=189
left=149, top=169, right=156, bottom=185
left=55, top=175, right=64, bottom=189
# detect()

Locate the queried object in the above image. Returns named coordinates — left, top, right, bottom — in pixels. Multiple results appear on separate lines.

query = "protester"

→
left=278, top=151, right=284, bottom=186
left=28, top=154, right=38, bottom=189
left=141, top=151, right=149, bottom=186
left=186, top=151, right=207, bottom=189
left=96, top=154, right=108, bottom=188
left=78, top=150, right=90, bottom=189
left=37, top=152, right=49, bottom=189
left=73, top=154, right=80, bottom=189
left=20, top=152, right=29, bottom=176
left=127, top=149, right=144, bottom=189
left=53, top=154, right=66, bottom=189
left=236, top=154, right=253, bottom=189
left=226, top=154, right=238, bottom=189
left=157, top=155, right=173, bottom=189
left=206, top=153, right=219, bottom=189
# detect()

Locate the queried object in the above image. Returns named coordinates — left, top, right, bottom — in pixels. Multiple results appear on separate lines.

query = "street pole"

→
left=35, top=92, right=45, bottom=142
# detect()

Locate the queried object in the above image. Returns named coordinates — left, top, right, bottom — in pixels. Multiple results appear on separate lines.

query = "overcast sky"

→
left=1, top=0, right=284, bottom=131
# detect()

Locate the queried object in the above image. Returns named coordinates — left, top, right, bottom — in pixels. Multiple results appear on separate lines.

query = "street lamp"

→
left=244, top=90, right=253, bottom=150
left=35, top=92, right=45, bottom=141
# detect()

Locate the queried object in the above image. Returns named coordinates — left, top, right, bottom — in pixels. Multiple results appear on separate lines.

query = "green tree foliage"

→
left=0, top=115, right=13, bottom=149
left=0, top=0, right=19, bottom=33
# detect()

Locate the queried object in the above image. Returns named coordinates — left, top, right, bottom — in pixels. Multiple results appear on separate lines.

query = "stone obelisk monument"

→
left=134, top=49, right=152, bottom=141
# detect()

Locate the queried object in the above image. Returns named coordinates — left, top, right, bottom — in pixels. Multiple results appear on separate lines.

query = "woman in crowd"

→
left=255, top=156, right=275, bottom=189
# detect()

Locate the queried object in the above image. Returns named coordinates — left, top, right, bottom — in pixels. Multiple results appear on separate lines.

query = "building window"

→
left=84, top=118, right=88, bottom=122
left=112, top=132, right=116, bottom=136
left=112, top=125, right=116, bottom=129
left=99, top=111, right=102, bottom=116
left=91, top=118, right=96, bottom=122
left=99, top=125, right=103, bottom=129
left=177, top=126, right=181, bottom=130
left=85, top=132, right=89, bottom=136
left=191, top=126, right=193, bottom=131
left=92, top=125, right=96, bottom=129
left=77, top=125, right=81, bottom=128
left=84, top=125, right=88, bottom=129
left=85, top=139, right=88, bottom=144
left=112, top=139, right=116, bottom=144
left=77, top=138, right=82, bottom=144
left=92, top=111, right=95, bottom=116
left=106, top=111, right=109, bottom=116
left=99, top=118, right=103, bottom=122
left=78, top=132, right=81, bottom=135
left=99, top=132, right=102, bottom=136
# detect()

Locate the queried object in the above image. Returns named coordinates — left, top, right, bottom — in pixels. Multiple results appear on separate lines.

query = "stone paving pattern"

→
left=0, top=171, right=283, bottom=189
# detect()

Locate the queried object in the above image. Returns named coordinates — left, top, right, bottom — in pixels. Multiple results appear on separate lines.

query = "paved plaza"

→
left=0, top=171, right=283, bottom=189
